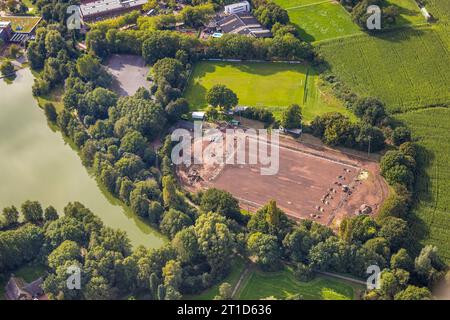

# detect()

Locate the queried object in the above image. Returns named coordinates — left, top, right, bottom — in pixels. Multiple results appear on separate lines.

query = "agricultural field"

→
left=425, top=0, right=450, bottom=21
left=396, top=108, right=450, bottom=263
left=318, top=25, right=450, bottom=113
left=273, top=0, right=361, bottom=42
left=184, top=61, right=354, bottom=122
left=0, top=16, right=41, bottom=33
left=236, top=267, right=362, bottom=300
left=273, top=0, right=324, bottom=8
left=387, top=0, right=426, bottom=26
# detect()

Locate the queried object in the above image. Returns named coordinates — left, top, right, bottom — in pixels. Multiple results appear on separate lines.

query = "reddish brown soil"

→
left=177, top=132, right=389, bottom=228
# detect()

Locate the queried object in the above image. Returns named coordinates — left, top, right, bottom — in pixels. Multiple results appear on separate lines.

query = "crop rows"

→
left=396, top=108, right=450, bottom=262
left=318, top=26, right=450, bottom=113
left=426, top=0, right=450, bottom=22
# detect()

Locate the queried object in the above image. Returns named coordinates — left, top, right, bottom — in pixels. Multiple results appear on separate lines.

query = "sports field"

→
left=396, top=108, right=450, bottom=263
left=184, top=61, right=354, bottom=122
left=178, top=133, right=387, bottom=226
left=236, top=268, right=361, bottom=300
left=318, top=25, right=450, bottom=113
left=273, top=0, right=361, bottom=42
left=0, top=16, right=41, bottom=33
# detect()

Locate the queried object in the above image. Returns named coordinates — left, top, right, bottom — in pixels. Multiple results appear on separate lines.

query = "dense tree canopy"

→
left=254, top=2, right=289, bottom=29
left=247, top=232, right=281, bottom=270
left=206, top=85, right=239, bottom=111
left=200, top=188, right=243, bottom=223
left=281, top=104, right=302, bottom=129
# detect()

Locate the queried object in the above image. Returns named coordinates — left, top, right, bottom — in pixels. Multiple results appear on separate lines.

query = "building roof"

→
left=80, top=0, right=147, bottom=18
left=0, top=21, right=12, bottom=28
left=9, top=33, right=29, bottom=43
left=5, top=276, right=45, bottom=300
left=23, top=278, right=44, bottom=297
left=234, top=106, right=248, bottom=112
left=192, top=111, right=206, bottom=119
left=224, top=1, right=250, bottom=11
left=215, top=13, right=271, bottom=38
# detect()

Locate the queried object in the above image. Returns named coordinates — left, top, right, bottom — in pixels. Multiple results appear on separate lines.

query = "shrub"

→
left=294, top=263, right=315, bottom=281
left=0, top=60, right=15, bottom=77
left=44, top=103, right=58, bottom=123
left=392, top=127, right=411, bottom=146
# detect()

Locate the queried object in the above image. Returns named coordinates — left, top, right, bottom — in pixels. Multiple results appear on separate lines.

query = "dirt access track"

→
left=177, top=129, right=389, bottom=228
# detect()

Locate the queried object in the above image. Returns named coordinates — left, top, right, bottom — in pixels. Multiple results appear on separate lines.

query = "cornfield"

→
left=318, top=25, right=450, bottom=113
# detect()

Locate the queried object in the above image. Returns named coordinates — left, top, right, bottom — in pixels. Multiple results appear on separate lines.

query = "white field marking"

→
left=234, top=196, right=264, bottom=209
left=285, top=0, right=333, bottom=11
left=235, top=196, right=308, bottom=221
left=245, top=133, right=360, bottom=170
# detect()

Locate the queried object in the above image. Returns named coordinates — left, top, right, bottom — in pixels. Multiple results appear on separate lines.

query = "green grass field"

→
left=273, top=0, right=361, bottom=42
left=396, top=108, right=450, bottom=263
left=0, top=16, right=41, bottom=33
left=425, top=0, right=450, bottom=21
left=274, top=0, right=325, bottom=8
left=387, top=0, right=426, bottom=26
left=318, top=25, right=450, bottom=113
left=184, top=61, right=354, bottom=122
left=315, top=0, right=450, bottom=265
left=187, top=258, right=246, bottom=300
left=236, top=268, right=361, bottom=300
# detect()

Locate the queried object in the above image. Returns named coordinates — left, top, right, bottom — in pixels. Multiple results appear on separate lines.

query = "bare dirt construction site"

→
left=177, top=126, right=389, bottom=228
left=106, top=54, right=151, bottom=96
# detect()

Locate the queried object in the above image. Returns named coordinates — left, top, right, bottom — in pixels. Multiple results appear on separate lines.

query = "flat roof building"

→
left=192, top=111, right=206, bottom=120
left=0, top=16, right=42, bottom=44
left=224, top=1, right=251, bottom=15
left=214, top=13, right=272, bottom=38
left=79, top=0, right=147, bottom=22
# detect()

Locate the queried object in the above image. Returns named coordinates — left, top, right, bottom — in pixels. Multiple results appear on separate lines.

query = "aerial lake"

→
left=0, top=69, right=165, bottom=248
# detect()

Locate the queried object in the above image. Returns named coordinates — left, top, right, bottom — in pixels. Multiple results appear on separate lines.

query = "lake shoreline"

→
left=0, top=68, right=166, bottom=248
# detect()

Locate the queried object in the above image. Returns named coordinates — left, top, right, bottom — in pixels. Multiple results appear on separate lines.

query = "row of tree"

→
left=340, top=0, right=401, bottom=31
left=2, top=181, right=447, bottom=300
left=86, top=20, right=316, bottom=63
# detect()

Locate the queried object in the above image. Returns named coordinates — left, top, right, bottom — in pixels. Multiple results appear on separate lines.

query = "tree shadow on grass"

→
left=406, top=142, right=434, bottom=254
left=369, top=21, right=426, bottom=42
left=391, top=3, right=423, bottom=26
left=233, top=62, right=310, bottom=77
left=192, top=61, right=217, bottom=79
left=185, top=82, right=208, bottom=109
left=389, top=118, right=435, bottom=253
left=294, top=24, right=316, bottom=43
